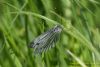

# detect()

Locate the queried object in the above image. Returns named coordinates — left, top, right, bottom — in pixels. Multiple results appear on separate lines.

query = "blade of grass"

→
left=67, top=50, right=87, bottom=67
left=11, top=11, right=100, bottom=62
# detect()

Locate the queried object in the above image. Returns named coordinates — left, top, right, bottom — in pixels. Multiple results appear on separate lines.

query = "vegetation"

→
left=0, top=0, right=100, bottom=67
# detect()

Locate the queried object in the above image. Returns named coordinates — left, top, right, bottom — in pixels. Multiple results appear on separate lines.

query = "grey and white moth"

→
left=29, top=25, right=62, bottom=54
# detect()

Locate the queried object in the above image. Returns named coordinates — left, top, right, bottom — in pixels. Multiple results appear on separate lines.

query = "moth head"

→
left=53, top=24, right=62, bottom=33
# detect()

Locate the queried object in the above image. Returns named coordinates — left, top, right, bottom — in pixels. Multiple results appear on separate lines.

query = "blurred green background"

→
left=0, top=0, right=100, bottom=67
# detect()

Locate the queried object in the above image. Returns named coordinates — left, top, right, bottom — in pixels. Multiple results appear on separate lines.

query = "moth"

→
left=29, top=25, right=62, bottom=54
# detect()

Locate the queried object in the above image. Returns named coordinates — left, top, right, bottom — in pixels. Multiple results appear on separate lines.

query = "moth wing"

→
left=34, top=32, right=60, bottom=54
left=29, top=28, right=52, bottom=48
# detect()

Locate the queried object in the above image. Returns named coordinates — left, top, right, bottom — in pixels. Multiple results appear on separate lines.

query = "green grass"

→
left=0, top=0, right=100, bottom=67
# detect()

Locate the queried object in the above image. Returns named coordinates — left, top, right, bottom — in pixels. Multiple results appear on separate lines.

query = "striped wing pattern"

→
left=29, top=25, right=62, bottom=54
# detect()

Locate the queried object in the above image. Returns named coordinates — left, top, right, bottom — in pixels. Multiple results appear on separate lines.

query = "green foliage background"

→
left=0, top=0, right=100, bottom=67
